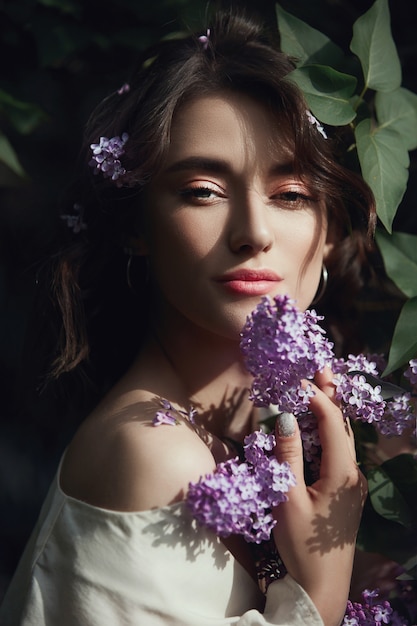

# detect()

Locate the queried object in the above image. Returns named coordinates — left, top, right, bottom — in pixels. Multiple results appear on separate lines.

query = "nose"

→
left=228, top=190, right=273, bottom=254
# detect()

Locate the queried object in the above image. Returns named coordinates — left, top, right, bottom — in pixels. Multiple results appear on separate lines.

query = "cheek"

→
left=289, top=218, right=327, bottom=308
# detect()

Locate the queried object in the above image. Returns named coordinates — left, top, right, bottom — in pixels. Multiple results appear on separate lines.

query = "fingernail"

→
left=276, top=412, right=296, bottom=437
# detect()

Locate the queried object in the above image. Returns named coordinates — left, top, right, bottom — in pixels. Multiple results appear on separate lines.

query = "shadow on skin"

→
left=306, top=478, right=368, bottom=555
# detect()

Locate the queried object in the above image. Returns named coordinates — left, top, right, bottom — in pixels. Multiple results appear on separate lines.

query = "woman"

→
left=1, top=11, right=373, bottom=626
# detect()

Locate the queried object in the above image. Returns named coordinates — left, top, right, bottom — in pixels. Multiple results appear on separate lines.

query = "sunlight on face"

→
left=143, top=92, right=330, bottom=342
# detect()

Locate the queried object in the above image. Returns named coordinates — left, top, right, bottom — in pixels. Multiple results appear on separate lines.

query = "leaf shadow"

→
left=306, top=478, right=367, bottom=554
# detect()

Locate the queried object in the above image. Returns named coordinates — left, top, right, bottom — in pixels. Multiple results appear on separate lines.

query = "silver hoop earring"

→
left=311, top=264, right=328, bottom=305
left=124, top=247, right=150, bottom=294
left=124, top=247, right=135, bottom=292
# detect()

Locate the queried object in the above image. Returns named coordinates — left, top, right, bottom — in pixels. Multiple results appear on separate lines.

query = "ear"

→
left=124, top=235, right=149, bottom=257
left=323, top=240, right=334, bottom=261
left=323, top=220, right=339, bottom=261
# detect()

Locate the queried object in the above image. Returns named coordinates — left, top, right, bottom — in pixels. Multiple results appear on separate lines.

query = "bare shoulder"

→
left=60, top=397, right=216, bottom=512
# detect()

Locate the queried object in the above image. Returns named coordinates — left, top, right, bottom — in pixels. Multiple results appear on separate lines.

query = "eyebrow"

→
left=164, top=156, right=297, bottom=177
left=165, top=156, right=232, bottom=175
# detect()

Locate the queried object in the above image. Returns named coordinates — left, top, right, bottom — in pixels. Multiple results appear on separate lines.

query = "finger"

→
left=314, top=366, right=337, bottom=403
left=311, top=369, right=357, bottom=461
left=307, top=385, right=358, bottom=480
left=274, top=413, right=306, bottom=496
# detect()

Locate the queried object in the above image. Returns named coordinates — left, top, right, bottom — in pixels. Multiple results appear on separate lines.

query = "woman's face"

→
left=143, top=92, right=331, bottom=341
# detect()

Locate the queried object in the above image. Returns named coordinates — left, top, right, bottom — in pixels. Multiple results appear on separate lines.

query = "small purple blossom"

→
left=405, top=359, right=417, bottom=388
left=198, top=28, right=210, bottom=50
left=151, top=398, right=197, bottom=427
left=60, top=203, right=87, bottom=234
left=89, top=133, right=129, bottom=182
left=152, top=411, right=178, bottom=426
left=306, top=110, right=327, bottom=139
left=117, top=83, right=130, bottom=95
left=187, top=430, right=296, bottom=543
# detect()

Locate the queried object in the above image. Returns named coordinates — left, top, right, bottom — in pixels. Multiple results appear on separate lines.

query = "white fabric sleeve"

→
left=237, top=576, right=324, bottom=626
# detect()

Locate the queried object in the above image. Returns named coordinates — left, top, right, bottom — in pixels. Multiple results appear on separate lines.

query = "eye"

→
left=178, top=183, right=225, bottom=205
left=271, top=186, right=318, bottom=209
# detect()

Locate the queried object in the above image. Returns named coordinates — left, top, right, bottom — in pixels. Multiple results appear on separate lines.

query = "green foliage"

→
left=383, top=297, right=417, bottom=376
left=287, top=65, right=357, bottom=125
left=358, top=455, right=417, bottom=579
left=350, top=0, right=401, bottom=93
left=276, top=3, right=417, bottom=586
left=276, top=0, right=417, bottom=374
left=355, top=118, right=409, bottom=233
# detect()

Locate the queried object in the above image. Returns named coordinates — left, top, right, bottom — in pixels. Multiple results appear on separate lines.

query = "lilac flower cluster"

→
left=186, top=430, right=296, bottom=543
left=241, top=295, right=416, bottom=438
left=343, top=589, right=407, bottom=626
left=89, top=133, right=129, bottom=182
left=333, top=355, right=416, bottom=437
left=240, top=295, right=334, bottom=414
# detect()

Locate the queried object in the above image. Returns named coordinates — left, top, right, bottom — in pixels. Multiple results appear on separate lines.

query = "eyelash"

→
left=179, top=185, right=223, bottom=204
left=274, top=190, right=317, bottom=207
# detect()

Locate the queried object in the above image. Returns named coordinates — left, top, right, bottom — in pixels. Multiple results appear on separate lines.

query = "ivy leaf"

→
left=376, top=87, right=417, bottom=151
left=287, top=65, right=357, bottom=125
left=350, top=0, right=401, bottom=92
left=375, top=230, right=417, bottom=298
left=0, top=132, right=26, bottom=179
left=276, top=5, right=345, bottom=68
left=384, top=297, right=417, bottom=376
left=355, top=118, right=409, bottom=233
left=367, top=465, right=412, bottom=528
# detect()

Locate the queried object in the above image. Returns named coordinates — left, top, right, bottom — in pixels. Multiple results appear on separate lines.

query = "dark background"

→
left=1, top=0, right=416, bottom=600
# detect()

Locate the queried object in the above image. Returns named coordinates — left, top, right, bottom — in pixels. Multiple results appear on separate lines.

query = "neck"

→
left=148, top=317, right=256, bottom=441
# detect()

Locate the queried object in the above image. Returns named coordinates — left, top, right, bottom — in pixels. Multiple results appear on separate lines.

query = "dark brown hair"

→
left=32, top=10, right=376, bottom=404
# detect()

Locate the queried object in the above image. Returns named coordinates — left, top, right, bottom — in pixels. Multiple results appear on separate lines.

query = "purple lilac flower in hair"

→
left=89, top=133, right=129, bottom=182
left=60, top=203, right=87, bottom=234
left=198, top=28, right=210, bottom=50
left=306, top=110, right=327, bottom=139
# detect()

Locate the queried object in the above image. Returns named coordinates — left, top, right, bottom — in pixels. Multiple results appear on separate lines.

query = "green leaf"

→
left=287, top=65, right=357, bottom=125
left=0, top=132, right=26, bottom=178
left=382, top=454, right=417, bottom=509
left=0, top=89, right=47, bottom=135
left=376, top=87, right=417, bottom=151
left=375, top=230, right=417, bottom=298
left=384, top=297, right=417, bottom=375
left=355, top=118, right=409, bottom=232
left=367, top=466, right=413, bottom=528
left=350, top=0, right=401, bottom=92
left=276, top=5, right=345, bottom=69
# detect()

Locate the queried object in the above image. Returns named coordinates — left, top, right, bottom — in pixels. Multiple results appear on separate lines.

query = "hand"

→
left=272, top=367, right=367, bottom=626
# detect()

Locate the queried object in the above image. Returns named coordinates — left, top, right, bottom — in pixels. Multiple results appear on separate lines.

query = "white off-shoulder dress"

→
left=0, top=456, right=323, bottom=625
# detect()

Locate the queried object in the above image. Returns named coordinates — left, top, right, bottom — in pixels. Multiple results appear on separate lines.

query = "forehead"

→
left=166, top=93, right=295, bottom=171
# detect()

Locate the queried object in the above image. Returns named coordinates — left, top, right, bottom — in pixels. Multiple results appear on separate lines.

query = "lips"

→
left=215, top=269, right=283, bottom=296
